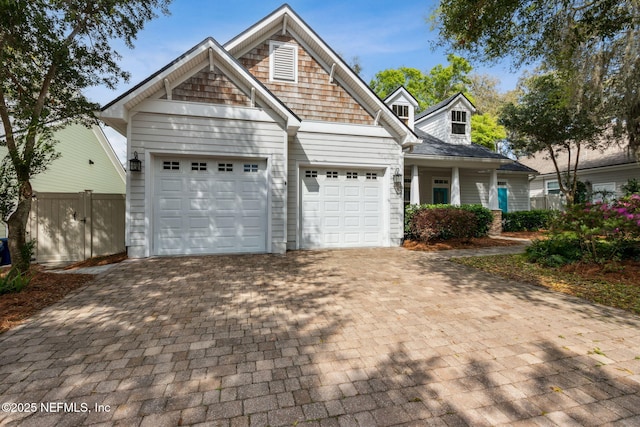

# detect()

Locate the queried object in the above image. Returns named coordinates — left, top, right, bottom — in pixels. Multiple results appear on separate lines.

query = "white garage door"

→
left=301, top=168, right=384, bottom=249
left=154, top=157, right=267, bottom=255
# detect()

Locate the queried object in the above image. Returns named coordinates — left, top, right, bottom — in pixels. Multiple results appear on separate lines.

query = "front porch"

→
left=404, top=162, right=503, bottom=211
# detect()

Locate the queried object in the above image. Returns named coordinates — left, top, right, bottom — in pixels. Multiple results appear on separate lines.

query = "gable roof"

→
left=224, top=4, right=420, bottom=147
left=519, top=143, right=638, bottom=175
left=384, top=86, right=419, bottom=108
left=415, top=92, right=476, bottom=123
left=100, top=36, right=301, bottom=136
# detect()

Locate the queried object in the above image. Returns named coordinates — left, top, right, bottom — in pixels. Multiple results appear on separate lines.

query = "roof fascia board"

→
left=415, top=93, right=476, bottom=124
left=92, top=125, right=126, bottom=182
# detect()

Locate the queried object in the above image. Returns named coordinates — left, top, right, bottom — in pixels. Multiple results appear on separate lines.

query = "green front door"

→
left=433, top=188, right=449, bottom=204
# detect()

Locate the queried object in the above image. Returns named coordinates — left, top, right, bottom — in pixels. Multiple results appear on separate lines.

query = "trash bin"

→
left=0, top=238, right=10, bottom=266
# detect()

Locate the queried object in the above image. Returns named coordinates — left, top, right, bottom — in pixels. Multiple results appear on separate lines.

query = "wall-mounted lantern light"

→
left=129, top=151, right=142, bottom=172
left=393, top=168, right=402, bottom=194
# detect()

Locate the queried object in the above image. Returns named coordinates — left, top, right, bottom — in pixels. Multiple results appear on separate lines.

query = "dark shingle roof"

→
left=415, top=92, right=475, bottom=122
left=410, top=129, right=537, bottom=173
left=412, top=129, right=505, bottom=159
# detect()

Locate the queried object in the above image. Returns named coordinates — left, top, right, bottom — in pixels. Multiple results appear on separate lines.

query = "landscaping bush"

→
left=0, top=268, right=32, bottom=295
left=502, top=210, right=556, bottom=232
left=525, top=236, right=584, bottom=266
left=459, top=204, right=493, bottom=237
left=408, top=206, right=479, bottom=242
left=525, top=194, right=640, bottom=265
left=405, top=204, right=448, bottom=239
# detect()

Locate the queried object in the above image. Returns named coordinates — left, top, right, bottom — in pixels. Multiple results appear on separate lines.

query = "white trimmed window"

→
left=269, top=41, right=297, bottom=83
left=392, top=104, right=409, bottom=125
left=546, top=180, right=561, bottom=195
left=451, top=110, right=467, bottom=135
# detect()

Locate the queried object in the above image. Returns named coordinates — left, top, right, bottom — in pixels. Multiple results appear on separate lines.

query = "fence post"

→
left=82, top=190, right=93, bottom=260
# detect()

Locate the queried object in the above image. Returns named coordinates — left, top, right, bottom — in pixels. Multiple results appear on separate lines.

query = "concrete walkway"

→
left=1, top=247, right=639, bottom=426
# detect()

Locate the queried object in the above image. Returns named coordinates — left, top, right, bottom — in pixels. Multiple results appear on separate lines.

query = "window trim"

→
left=451, top=110, right=467, bottom=135
left=269, top=41, right=298, bottom=83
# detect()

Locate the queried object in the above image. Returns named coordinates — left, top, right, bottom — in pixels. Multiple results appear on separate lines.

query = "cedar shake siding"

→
left=168, top=69, right=252, bottom=106
left=239, top=35, right=373, bottom=124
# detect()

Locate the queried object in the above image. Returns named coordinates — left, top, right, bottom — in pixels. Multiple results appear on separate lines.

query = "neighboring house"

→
left=521, top=143, right=640, bottom=202
left=0, top=123, right=126, bottom=238
left=100, top=4, right=532, bottom=259
left=386, top=89, right=536, bottom=213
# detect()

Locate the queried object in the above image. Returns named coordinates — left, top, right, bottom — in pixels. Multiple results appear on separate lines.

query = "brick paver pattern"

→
left=1, top=247, right=639, bottom=426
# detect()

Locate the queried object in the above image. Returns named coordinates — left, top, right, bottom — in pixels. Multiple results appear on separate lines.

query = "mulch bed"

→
left=560, top=260, right=640, bottom=288
left=0, top=267, right=94, bottom=333
left=0, top=252, right=127, bottom=333
left=403, top=236, right=526, bottom=252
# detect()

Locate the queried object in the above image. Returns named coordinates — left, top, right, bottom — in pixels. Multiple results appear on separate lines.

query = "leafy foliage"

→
left=526, top=195, right=640, bottom=265
left=433, top=0, right=640, bottom=154
left=369, top=55, right=473, bottom=112
left=0, top=0, right=170, bottom=273
left=471, top=113, right=506, bottom=150
left=0, top=268, right=32, bottom=295
left=500, top=73, right=603, bottom=205
left=458, top=204, right=493, bottom=237
left=622, top=178, right=640, bottom=197
left=502, top=210, right=556, bottom=232
left=405, top=204, right=492, bottom=241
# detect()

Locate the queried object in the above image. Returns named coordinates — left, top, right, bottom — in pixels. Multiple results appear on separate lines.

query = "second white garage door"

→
left=154, top=157, right=267, bottom=255
left=300, top=167, right=384, bottom=249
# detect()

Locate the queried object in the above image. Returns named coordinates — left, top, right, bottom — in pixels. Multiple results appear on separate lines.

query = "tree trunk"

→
left=6, top=179, right=33, bottom=275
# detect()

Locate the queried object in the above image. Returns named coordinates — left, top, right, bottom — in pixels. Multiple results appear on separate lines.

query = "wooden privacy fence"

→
left=28, top=191, right=125, bottom=263
left=530, top=195, right=566, bottom=211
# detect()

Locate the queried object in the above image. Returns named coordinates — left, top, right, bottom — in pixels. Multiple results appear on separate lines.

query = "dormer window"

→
left=269, top=41, right=297, bottom=83
left=392, top=104, right=409, bottom=125
left=451, top=110, right=467, bottom=134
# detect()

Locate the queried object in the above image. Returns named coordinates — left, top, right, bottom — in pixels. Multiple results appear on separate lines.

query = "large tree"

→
left=0, top=0, right=170, bottom=274
left=433, top=0, right=640, bottom=153
left=500, top=73, right=603, bottom=205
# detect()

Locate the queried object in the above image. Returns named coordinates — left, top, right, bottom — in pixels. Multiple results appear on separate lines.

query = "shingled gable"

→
left=224, top=4, right=420, bottom=147
left=99, top=36, right=300, bottom=136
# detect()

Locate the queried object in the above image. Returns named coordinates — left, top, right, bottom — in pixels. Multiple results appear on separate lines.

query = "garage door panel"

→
left=154, top=157, right=267, bottom=255
left=301, top=167, right=384, bottom=249
left=159, top=178, right=182, bottom=192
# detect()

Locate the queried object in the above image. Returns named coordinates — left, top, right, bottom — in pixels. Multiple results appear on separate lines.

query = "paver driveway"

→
left=1, top=247, right=640, bottom=426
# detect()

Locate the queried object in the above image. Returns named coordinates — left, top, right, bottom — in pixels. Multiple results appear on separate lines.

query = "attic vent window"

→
left=451, top=110, right=467, bottom=135
left=392, top=105, right=409, bottom=118
left=269, top=41, right=297, bottom=83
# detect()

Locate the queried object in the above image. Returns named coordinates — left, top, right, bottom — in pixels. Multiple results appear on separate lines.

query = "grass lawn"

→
left=453, top=254, right=640, bottom=315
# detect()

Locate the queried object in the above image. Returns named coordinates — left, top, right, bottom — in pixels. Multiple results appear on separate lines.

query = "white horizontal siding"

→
left=128, top=111, right=286, bottom=258
left=287, top=129, right=403, bottom=249
left=530, top=165, right=640, bottom=198
left=503, top=175, right=531, bottom=212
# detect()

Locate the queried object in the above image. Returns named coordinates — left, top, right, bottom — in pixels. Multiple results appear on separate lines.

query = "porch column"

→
left=410, top=164, right=420, bottom=205
left=489, top=169, right=499, bottom=210
left=451, top=167, right=461, bottom=206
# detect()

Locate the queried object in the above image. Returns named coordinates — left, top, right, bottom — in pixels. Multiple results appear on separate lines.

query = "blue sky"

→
left=92, top=0, right=522, bottom=160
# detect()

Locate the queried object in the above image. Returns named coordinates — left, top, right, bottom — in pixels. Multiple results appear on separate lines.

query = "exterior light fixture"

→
left=129, top=151, right=142, bottom=172
left=393, top=168, right=402, bottom=194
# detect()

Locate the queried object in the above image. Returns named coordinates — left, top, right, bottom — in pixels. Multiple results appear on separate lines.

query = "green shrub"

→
left=405, top=204, right=449, bottom=239
left=525, top=236, right=584, bottom=266
left=503, top=210, right=556, bottom=232
left=459, top=204, right=493, bottom=237
left=0, top=268, right=32, bottom=295
left=408, top=206, right=479, bottom=242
